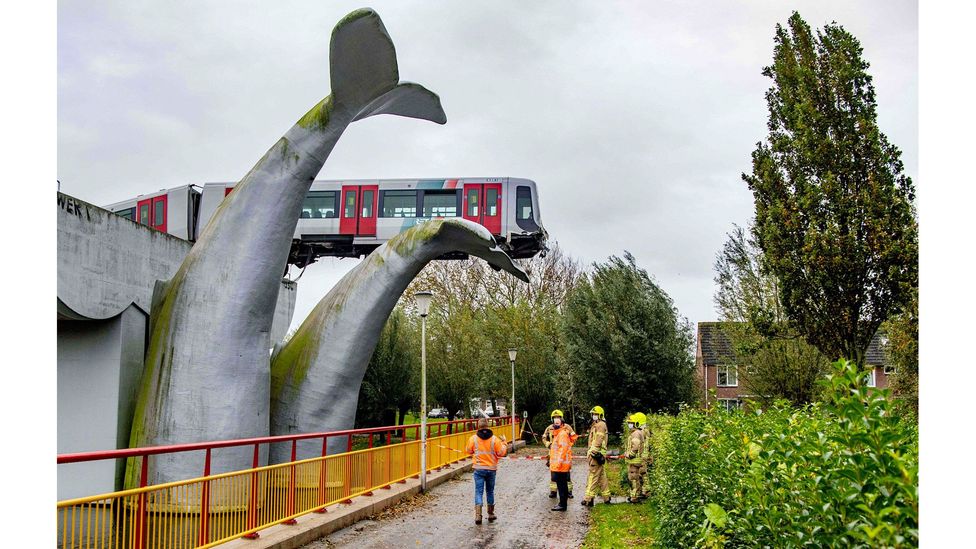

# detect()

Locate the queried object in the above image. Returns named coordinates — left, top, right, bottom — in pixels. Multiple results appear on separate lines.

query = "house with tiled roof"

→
left=696, top=322, right=894, bottom=410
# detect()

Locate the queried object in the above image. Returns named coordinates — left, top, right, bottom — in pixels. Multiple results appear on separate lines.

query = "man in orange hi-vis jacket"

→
left=465, top=418, right=508, bottom=525
left=548, top=410, right=579, bottom=511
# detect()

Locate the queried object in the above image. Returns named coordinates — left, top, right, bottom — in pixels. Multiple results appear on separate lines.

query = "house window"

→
left=883, top=364, right=897, bottom=375
left=718, top=399, right=741, bottom=412
left=865, top=368, right=877, bottom=387
left=717, top=365, right=738, bottom=387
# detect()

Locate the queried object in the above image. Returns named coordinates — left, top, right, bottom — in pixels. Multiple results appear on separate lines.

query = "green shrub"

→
left=647, top=359, right=918, bottom=548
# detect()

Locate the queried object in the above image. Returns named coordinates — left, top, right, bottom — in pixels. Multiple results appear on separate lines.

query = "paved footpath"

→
left=301, top=449, right=593, bottom=549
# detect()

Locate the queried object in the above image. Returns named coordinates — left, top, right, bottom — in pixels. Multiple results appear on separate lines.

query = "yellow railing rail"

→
left=57, top=419, right=517, bottom=549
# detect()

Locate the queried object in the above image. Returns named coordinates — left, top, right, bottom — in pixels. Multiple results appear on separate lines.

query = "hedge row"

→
left=646, top=360, right=918, bottom=548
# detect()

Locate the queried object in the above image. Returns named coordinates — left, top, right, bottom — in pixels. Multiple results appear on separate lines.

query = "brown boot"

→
left=475, top=505, right=483, bottom=525
left=487, top=504, right=497, bottom=522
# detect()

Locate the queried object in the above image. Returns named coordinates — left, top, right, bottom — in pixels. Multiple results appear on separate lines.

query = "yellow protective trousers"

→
left=627, top=464, right=643, bottom=499
left=585, top=456, right=610, bottom=500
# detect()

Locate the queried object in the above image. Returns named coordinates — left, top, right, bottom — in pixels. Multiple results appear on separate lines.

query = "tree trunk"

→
left=380, top=408, right=396, bottom=427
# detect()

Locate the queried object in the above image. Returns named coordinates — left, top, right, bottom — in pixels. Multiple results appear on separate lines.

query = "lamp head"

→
left=414, top=291, right=433, bottom=317
left=508, top=348, right=518, bottom=362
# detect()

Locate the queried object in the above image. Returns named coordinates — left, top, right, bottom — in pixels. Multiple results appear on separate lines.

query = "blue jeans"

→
left=473, top=469, right=497, bottom=505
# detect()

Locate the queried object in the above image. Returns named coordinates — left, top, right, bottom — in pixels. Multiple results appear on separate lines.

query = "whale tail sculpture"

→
left=127, top=8, right=446, bottom=489
left=270, top=218, right=528, bottom=461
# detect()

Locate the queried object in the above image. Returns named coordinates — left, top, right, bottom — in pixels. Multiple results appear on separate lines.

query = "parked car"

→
left=427, top=408, right=449, bottom=419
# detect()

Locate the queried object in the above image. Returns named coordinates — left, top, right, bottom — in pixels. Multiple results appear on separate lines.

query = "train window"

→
left=423, top=190, right=458, bottom=217
left=467, top=189, right=479, bottom=217
left=362, top=190, right=374, bottom=218
left=154, top=200, right=165, bottom=226
left=516, top=186, right=533, bottom=220
left=302, top=191, right=337, bottom=219
left=139, top=204, right=150, bottom=225
left=485, top=188, right=498, bottom=216
left=344, top=191, right=356, bottom=218
left=381, top=190, right=417, bottom=217
left=116, top=208, right=134, bottom=221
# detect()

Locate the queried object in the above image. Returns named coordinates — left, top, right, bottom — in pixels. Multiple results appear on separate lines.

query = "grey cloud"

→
left=58, top=0, right=917, bottom=329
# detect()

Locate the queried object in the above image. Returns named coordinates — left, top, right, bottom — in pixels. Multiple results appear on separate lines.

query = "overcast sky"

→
left=57, top=0, right=918, bottom=331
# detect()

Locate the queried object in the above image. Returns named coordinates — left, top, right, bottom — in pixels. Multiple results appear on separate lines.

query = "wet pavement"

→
left=302, top=448, right=593, bottom=549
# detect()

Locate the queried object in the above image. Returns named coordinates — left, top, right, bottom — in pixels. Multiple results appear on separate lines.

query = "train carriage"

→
left=105, top=177, right=547, bottom=267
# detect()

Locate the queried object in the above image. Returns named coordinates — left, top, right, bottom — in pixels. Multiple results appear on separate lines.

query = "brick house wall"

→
left=696, top=322, right=894, bottom=409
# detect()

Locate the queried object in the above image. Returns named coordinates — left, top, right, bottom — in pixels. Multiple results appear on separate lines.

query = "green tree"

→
left=713, top=224, right=829, bottom=405
left=355, top=308, right=419, bottom=427
left=743, top=12, right=918, bottom=366
left=424, top=305, right=485, bottom=420
left=481, top=301, right=563, bottom=430
left=403, top=241, right=584, bottom=424
left=561, top=252, right=696, bottom=429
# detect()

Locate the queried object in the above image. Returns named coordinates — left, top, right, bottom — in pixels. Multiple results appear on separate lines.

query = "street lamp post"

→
left=508, top=348, right=517, bottom=452
left=414, top=291, right=433, bottom=492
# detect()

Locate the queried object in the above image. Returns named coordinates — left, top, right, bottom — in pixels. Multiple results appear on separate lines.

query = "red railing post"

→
left=364, top=434, right=374, bottom=496
left=284, top=440, right=298, bottom=524
left=341, top=434, right=353, bottom=504
left=384, top=436, right=392, bottom=489
left=135, top=455, right=148, bottom=549
left=243, top=444, right=261, bottom=538
left=315, top=436, right=328, bottom=513
left=198, top=448, right=212, bottom=545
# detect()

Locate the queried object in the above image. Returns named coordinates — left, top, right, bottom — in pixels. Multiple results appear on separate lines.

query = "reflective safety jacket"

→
left=466, top=429, right=508, bottom=470
left=587, top=419, right=608, bottom=457
left=626, top=428, right=645, bottom=465
left=542, top=422, right=576, bottom=449
left=548, top=425, right=579, bottom=472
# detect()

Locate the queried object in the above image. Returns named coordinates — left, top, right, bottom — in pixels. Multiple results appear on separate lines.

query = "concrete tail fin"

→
left=328, top=9, right=444, bottom=125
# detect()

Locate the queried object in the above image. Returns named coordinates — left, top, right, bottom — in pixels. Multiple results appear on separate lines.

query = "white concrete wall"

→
left=57, top=307, right=146, bottom=500
left=57, top=192, right=191, bottom=320
left=57, top=192, right=299, bottom=499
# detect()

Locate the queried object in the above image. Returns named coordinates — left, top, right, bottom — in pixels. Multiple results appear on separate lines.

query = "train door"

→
left=340, top=185, right=379, bottom=236
left=483, top=183, right=502, bottom=235
left=136, top=198, right=152, bottom=226
left=358, top=185, right=378, bottom=236
left=340, top=186, right=359, bottom=235
left=152, top=195, right=167, bottom=233
left=463, top=183, right=502, bottom=235
left=463, top=184, right=482, bottom=226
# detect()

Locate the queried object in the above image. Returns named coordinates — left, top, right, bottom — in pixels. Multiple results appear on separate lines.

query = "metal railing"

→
left=57, top=417, right=518, bottom=549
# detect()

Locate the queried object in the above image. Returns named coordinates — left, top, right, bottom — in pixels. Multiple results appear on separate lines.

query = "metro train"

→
left=104, top=178, right=548, bottom=267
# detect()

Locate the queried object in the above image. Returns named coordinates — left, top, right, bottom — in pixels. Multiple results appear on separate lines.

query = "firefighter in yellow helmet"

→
left=639, top=414, right=653, bottom=500
left=541, top=409, right=575, bottom=498
left=625, top=413, right=647, bottom=503
left=580, top=405, right=612, bottom=506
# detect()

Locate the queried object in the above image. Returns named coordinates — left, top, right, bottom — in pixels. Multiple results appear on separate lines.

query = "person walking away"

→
left=581, top=405, right=612, bottom=506
left=625, top=413, right=646, bottom=503
left=639, top=413, right=653, bottom=500
left=548, top=409, right=579, bottom=511
left=542, top=410, right=576, bottom=499
left=465, top=418, right=508, bottom=524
